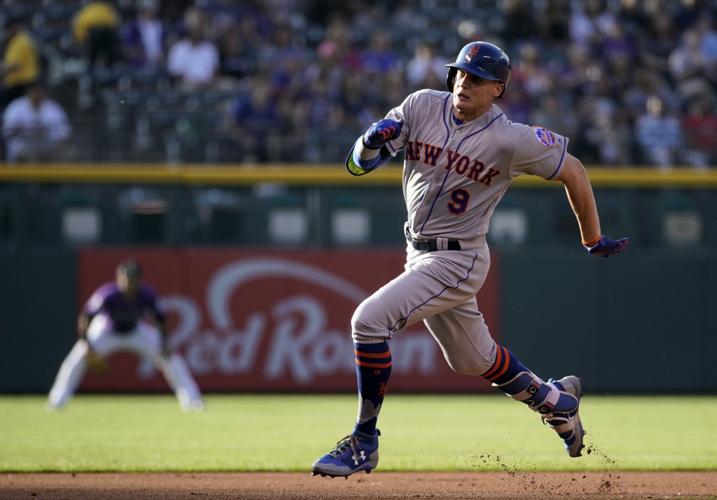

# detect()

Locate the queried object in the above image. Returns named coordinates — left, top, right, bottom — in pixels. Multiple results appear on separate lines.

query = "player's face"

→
left=452, top=70, right=503, bottom=122
left=117, top=271, right=140, bottom=295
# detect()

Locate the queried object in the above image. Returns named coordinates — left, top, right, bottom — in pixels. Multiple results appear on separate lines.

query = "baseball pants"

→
left=48, top=315, right=203, bottom=410
left=351, top=236, right=497, bottom=375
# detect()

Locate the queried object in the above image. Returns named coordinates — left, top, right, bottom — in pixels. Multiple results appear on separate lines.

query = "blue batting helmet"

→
left=446, top=41, right=511, bottom=97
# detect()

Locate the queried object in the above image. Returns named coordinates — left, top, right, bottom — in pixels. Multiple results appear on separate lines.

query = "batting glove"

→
left=363, top=119, right=402, bottom=149
left=583, top=235, right=630, bottom=257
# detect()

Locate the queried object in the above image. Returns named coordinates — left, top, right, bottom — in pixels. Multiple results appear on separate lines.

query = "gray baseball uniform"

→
left=351, top=89, right=568, bottom=375
left=312, top=42, right=602, bottom=477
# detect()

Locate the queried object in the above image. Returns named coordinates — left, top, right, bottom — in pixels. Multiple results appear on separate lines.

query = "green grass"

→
left=1, top=395, right=715, bottom=472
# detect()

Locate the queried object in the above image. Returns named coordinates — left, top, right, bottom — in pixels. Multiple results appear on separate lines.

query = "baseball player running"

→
left=48, top=259, right=204, bottom=411
left=312, top=41, right=628, bottom=477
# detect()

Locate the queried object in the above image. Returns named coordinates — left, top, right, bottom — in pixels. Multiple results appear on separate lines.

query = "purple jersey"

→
left=83, top=282, right=164, bottom=334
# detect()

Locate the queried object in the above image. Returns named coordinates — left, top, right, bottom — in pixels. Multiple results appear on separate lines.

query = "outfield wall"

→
left=1, top=247, right=714, bottom=394
left=1, top=166, right=715, bottom=394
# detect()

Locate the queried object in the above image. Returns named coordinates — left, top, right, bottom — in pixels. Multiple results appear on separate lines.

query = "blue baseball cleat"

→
left=545, top=375, right=586, bottom=457
left=312, top=430, right=380, bottom=478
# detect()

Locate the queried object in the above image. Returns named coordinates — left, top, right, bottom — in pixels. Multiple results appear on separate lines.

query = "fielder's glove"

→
left=583, top=235, right=630, bottom=257
left=363, top=119, right=402, bottom=149
left=87, top=352, right=108, bottom=374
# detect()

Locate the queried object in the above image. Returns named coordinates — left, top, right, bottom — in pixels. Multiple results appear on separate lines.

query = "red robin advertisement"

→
left=78, top=249, right=500, bottom=392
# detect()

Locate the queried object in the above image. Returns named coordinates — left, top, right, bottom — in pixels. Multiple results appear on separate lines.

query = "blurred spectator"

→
left=73, top=1, right=121, bottom=68
left=361, top=31, right=400, bottom=74
left=669, top=29, right=713, bottom=101
left=682, top=98, right=717, bottom=168
left=227, top=77, right=280, bottom=162
left=317, top=16, right=362, bottom=73
left=121, top=0, right=167, bottom=69
left=673, top=0, right=705, bottom=31
left=200, top=0, right=273, bottom=40
left=624, top=68, right=660, bottom=122
left=277, top=97, right=309, bottom=161
left=9, top=0, right=717, bottom=165
left=539, top=0, right=571, bottom=43
left=569, top=0, right=616, bottom=48
left=635, top=95, right=683, bottom=168
left=615, top=0, right=652, bottom=33
left=0, top=16, right=39, bottom=114
left=167, top=7, right=219, bottom=90
left=569, top=98, right=601, bottom=164
left=406, top=43, right=445, bottom=90
left=594, top=111, right=634, bottom=165
left=513, top=43, right=554, bottom=98
left=531, top=95, right=577, bottom=138
left=216, top=11, right=279, bottom=84
left=556, top=44, right=591, bottom=98
left=499, top=75, right=531, bottom=126
left=599, top=22, right=636, bottom=62
left=217, top=28, right=249, bottom=81
left=2, top=80, right=72, bottom=163
left=571, top=88, right=633, bottom=166
left=569, top=2, right=596, bottom=48
left=694, top=15, right=717, bottom=66
left=641, top=13, right=679, bottom=76
left=336, top=72, right=374, bottom=137
left=259, top=23, right=309, bottom=92
left=500, top=0, right=537, bottom=43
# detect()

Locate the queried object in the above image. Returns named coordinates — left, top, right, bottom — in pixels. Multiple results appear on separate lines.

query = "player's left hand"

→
left=583, top=235, right=629, bottom=257
left=363, top=119, right=402, bottom=149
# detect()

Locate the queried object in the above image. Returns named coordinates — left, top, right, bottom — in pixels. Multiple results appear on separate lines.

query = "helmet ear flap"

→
left=446, top=68, right=457, bottom=91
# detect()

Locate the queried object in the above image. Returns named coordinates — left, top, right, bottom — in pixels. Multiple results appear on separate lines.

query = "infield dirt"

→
left=1, top=471, right=716, bottom=499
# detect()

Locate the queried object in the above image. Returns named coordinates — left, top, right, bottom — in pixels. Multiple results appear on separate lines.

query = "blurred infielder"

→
left=312, top=41, right=629, bottom=477
left=48, top=259, right=204, bottom=411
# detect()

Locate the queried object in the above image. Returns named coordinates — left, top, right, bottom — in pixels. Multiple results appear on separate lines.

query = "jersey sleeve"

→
left=345, top=91, right=420, bottom=175
left=382, top=92, right=418, bottom=156
left=509, top=124, right=569, bottom=180
left=83, top=286, right=107, bottom=316
left=143, top=285, right=166, bottom=325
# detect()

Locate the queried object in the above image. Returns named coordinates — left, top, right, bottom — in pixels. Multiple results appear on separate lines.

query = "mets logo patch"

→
left=465, top=44, right=480, bottom=62
left=533, top=127, right=555, bottom=146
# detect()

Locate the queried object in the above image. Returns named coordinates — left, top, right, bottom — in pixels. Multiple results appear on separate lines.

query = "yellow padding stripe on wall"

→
left=1, top=164, right=716, bottom=188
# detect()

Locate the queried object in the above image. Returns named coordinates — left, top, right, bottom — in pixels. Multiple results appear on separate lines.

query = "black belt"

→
left=409, top=238, right=461, bottom=252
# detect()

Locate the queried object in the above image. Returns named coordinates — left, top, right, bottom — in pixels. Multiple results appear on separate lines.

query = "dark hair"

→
left=117, top=259, right=142, bottom=278
left=4, top=15, right=27, bottom=30
left=27, top=78, right=47, bottom=90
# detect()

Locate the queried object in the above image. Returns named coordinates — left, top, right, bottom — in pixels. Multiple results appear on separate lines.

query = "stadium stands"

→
left=0, top=0, right=715, bottom=165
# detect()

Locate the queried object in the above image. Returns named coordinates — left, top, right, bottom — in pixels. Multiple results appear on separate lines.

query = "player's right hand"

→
left=363, top=119, right=402, bottom=149
left=583, top=235, right=629, bottom=257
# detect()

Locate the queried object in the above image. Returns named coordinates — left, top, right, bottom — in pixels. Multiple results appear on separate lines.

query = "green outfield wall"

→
left=0, top=247, right=714, bottom=394
left=0, top=166, right=715, bottom=393
left=0, top=252, right=77, bottom=392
